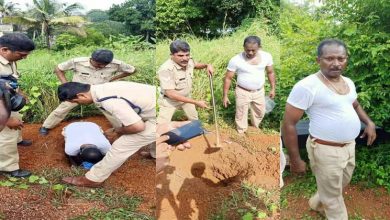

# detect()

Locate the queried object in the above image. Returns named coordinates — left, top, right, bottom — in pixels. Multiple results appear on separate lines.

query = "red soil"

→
left=156, top=130, right=280, bottom=220
left=281, top=176, right=390, bottom=219
left=0, top=116, right=155, bottom=219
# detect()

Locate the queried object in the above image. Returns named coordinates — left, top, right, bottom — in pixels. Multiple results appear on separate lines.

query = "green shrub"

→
left=54, top=33, right=83, bottom=50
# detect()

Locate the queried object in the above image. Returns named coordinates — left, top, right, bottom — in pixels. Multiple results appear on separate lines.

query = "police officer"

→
left=39, top=49, right=136, bottom=135
left=0, top=33, right=35, bottom=177
left=157, top=40, right=214, bottom=123
left=59, top=81, right=156, bottom=187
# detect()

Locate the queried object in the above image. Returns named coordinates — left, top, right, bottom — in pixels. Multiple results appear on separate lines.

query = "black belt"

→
left=237, top=85, right=261, bottom=92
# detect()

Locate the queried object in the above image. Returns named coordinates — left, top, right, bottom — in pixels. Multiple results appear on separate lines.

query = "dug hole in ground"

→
left=157, top=126, right=280, bottom=219
left=0, top=116, right=155, bottom=219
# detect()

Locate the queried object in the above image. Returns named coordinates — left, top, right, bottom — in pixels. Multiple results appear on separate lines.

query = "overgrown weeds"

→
left=210, top=182, right=279, bottom=219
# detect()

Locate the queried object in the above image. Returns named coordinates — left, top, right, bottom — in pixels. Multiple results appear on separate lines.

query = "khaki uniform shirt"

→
left=91, top=81, right=156, bottom=126
left=0, top=55, right=18, bottom=78
left=158, top=58, right=195, bottom=97
left=58, top=57, right=135, bottom=85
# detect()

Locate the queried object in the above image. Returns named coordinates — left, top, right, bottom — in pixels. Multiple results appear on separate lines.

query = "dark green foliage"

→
left=108, top=0, right=155, bottom=42
left=156, top=0, right=279, bottom=39
left=53, top=28, right=105, bottom=50
left=88, top=20, right=131, bottom=36
left=352, top=144, right=390, bottom=191
left=279, top=3, right=332, bottom=125
left=54, top=33, right=83, bottom=50
left=85, top=9, right=109, bottom=22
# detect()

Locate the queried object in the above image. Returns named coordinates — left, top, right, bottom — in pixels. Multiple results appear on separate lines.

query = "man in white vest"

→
left=282, top=39, right=377, bottom=219
left=62, top=122, right=111, bottom=166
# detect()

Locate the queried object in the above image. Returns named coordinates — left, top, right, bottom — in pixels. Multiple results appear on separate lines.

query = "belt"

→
left=310, top=135, right=347, bottom=147
left=237, top=85, right=261, bottom=92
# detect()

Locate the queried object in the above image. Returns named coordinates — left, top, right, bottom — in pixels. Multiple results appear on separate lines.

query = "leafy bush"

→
left=88, top=20, right=131, bottom=36
left=54, top=33, right=83, bottom=50
left=352, top=144, right=390, bottom=190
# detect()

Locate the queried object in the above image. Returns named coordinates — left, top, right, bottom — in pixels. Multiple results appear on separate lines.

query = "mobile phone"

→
left=163, top=120, right=204, bottom=145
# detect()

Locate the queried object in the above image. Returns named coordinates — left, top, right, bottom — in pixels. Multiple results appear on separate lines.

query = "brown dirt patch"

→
left=281, top=176, right=390, bottom=219
left=0, top=116, right=155, bottom=219
left=156, top=129, right=280, bottom=220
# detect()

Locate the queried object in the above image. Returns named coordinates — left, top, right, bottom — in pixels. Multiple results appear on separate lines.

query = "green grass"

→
left=0, top=167, right=152, bottom=219
left=281, top=171, right=317, bottom=199
left=71, top=208, right=154, bottom=220
left=210, top=182, right=279, bottom=219
left=156, top=19, right=281, bottom=130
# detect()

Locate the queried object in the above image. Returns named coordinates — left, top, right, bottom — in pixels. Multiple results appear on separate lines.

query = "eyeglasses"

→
left=320, top=56, right=348, bottom=63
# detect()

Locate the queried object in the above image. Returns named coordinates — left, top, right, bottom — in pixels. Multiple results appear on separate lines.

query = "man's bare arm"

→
left=194, top=62, right=214, bottom=76
left=54, top=66, right=68, bottom=84
left=353, top=100, right=376, bottom=145
left=222, top=70, right=235, bottom=107
left=266, top=65, right=276, bottom=98
left=281, top=103, right=306, bottom=173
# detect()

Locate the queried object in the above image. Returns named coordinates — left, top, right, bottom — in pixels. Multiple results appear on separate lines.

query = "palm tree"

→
left=3, top=0, right=85, bottom=49
left=0, top=0, right=19, bottom=24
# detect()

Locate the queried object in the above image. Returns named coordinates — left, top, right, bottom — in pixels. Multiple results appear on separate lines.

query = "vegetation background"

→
left=1, top=0, right=155, bottom=123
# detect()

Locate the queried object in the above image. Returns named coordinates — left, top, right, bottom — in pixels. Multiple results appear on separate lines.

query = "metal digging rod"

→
left=208, top=74, right=221, bottom=147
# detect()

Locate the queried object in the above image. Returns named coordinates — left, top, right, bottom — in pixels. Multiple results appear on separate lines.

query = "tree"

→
left=3, top=0, right=85, bottom=49
left=108, top=0, right=155, bottom=42
left=86, top=9, right=109, bottom=22
left=0, top=0, right=19, bottom=24
left=156, top=0, right=279, bottom=39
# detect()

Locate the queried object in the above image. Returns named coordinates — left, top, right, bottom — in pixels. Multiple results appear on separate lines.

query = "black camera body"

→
left=0, top=75, right=26, bottom=112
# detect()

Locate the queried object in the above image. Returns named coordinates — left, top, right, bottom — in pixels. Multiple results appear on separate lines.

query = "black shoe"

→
left=17, top=139, right=33, bottom=146
left=39, top=127, right=49, bottom=135
left=2, top=169, right=32, bottom=178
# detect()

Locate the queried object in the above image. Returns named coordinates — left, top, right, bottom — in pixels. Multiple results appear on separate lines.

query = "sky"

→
left=11, top=0, right=127, bottom=12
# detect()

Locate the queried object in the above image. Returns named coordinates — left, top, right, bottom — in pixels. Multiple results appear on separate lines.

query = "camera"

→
left=0, top=75, right=26, bottom=112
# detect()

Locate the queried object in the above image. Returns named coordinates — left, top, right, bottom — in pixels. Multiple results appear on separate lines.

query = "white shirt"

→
left=62, top=122, right=111, bottom=156
left=287, top=74, right=361, bottom=142
left=227, top=51, right=273, bottom=90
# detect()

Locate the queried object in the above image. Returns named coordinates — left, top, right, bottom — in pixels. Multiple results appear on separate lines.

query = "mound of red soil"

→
left=0, top=116, right=155, bottom=218
left=156, top=130, right=280, bottom=220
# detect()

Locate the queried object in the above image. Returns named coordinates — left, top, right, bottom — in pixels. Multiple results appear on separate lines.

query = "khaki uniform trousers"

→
left=0, top=112, right=22, bottom=171
left=86, top=119, right=156, bottom=182
left=157, top=96, right=198, bottom=124
left=235, top=86, right=266, bottom=133
left=306, top=137, right=355, bottom=220
left=42, top=101, right=122, bottom=129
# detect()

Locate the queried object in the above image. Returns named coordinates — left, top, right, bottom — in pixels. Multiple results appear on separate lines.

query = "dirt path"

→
left=0, top=116, right=155, bottom=219
left=281, top=176, right=390, bottom=219
left=156, top=130, right=280, bottom=219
